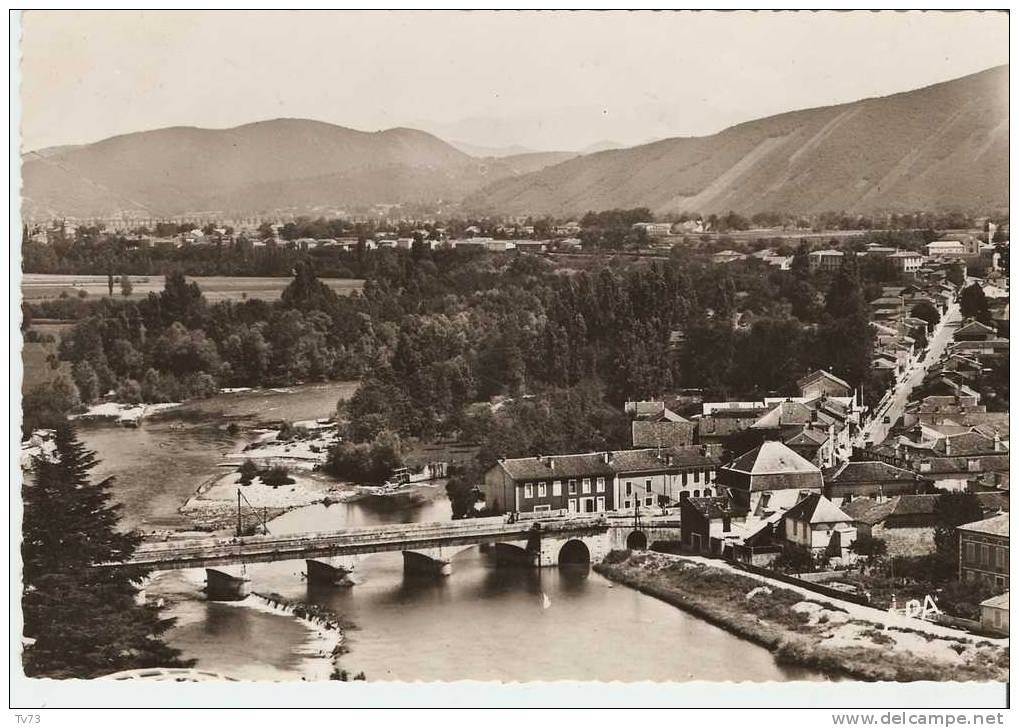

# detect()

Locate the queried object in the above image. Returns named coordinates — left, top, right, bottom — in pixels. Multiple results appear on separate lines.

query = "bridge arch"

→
left=626, top=530, right=648, bottom=551
left=493, top=542, right=532, bottom=567
left=557, top=539, right=591, bottom=566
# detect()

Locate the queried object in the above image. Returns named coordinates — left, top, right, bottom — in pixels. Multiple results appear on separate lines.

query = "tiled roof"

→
left=933, top=432, right=1004, bottom=456
left=958, top=513, right=1009, bottom=537
left=797, top=370, right=851, bottom=391
left=497, top=446, right=717, bottom=481
left=785, top=428, right=829, bottom=447
left=727, top=441, right=821, bottom=475
left=980, top=592, right=1009, bottom=610
left=891, top=494, right=940, bottom=516
left=841, top=497, right=899, bottom=525
left=828, top=460, right=922, bottom=484
left=921, top=454, right=1010, bottom=475
left=955, top=320, right=997, bottom=337
left=784, top=493, right=852, bottom=524
left=751, top=401, right=813, bottom=429
left=685, top=496, right=745, bottom=519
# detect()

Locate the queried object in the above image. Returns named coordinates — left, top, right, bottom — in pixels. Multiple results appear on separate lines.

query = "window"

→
left=567, top=499, right=577, bottom=513
left=982, top=545, right=991, bottom=566
left=624, top=500, right=631, bottom=510
left=682, top=472, right=688, bottom=486
left=693, top=470, right=700, bottom=483
left=523, top=483, right=533, bottom=499
left=552, top=480, right=562, bottom=497
left=625, top=481, right=633, bottom=496
left=596, top=477, right=605, bottom=493
left=645, top=497, right=653, bottom=507
left=533, top=504, right=551, bottom=512
left=645, top=480, right=652, bottom=493
left=965, top=542, right=976, bottom=563
left=693, top=490, right=700, bottom=498
left=704, top=488, right=712, bottom=497
left=568, top=479, right=577, bottom=495
left=537, top=482, right=547, bottom=498
left=968, top=459, right=981, bottom=472
left=582, top=478, right=592, bottom=494
left=596, top=497, right=605, bottom=512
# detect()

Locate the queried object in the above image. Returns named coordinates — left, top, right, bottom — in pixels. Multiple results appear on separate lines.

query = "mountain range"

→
left=22, top=65, right=1008, bottom=220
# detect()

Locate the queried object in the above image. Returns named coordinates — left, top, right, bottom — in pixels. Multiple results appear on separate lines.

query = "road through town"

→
left=856, top=300, right=962, bottom=448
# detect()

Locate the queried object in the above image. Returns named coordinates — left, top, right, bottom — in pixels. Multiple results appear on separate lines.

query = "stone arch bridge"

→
left=109, top=514, right=681, bottom=600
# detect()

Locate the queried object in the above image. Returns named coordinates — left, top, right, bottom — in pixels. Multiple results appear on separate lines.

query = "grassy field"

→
left=21, top=274, right=364, bottom=303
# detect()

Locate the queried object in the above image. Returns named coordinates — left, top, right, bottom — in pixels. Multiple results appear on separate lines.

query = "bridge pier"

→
left=305, top=558, right=357, bottom=586
left=205, top=568, right=250, bottom=601
left=402, top=550, right=453, bottom=577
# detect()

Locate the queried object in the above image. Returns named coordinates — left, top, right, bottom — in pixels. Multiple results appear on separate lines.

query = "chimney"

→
left=548, top=458, right=555, bottom=470
left=993, top=433, right=1001, bottom=452
left=945, top=437, right=951, bottom=456
left=665, top=453, right=674, bottom=466
left=602, top=452, right=610, bottom=464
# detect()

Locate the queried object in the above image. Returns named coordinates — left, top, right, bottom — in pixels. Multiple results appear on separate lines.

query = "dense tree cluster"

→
left=27, top=243, right=890, bottom=450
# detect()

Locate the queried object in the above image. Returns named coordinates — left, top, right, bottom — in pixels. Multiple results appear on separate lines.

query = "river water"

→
left=76, top=384, right=822, bottom=682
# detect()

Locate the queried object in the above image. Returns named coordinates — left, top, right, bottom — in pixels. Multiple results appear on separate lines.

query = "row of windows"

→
left=963, top=542, right=1009, bottom=570
left=680, top=470, right=715, bottom=485
left=623, top=497, right=657, bottom=510
left=521, top=477, right=605, bottom=499
left=963, top=567, right=1007, bottom=591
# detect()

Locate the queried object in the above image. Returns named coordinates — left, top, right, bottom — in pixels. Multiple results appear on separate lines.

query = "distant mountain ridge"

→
left=22, top=66, right=1008, bottom=219
left=21, top=119, right=569, bottom=219
left=465, top=65, right=1009, bottom=217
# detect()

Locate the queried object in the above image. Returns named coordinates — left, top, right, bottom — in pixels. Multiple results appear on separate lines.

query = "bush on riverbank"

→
left=595, top=553, right=1008, bottom=682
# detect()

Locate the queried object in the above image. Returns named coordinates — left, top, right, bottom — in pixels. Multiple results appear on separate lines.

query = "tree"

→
left=120, top=274, right=133, bottom=297
left=932, top=492, right=985, bottom=580
left=773, top=542, right=817, bottom=573
left=959, top=283, right=991, bottom=324
left=22, top=425, right=190, bottom=678
left=22, top=375, right=81, bottom=435
left=851, top=533, right=888, bottom=560
left=910, top=301, right=940, bottom=330
left=446, top=465, right=483, bottom=518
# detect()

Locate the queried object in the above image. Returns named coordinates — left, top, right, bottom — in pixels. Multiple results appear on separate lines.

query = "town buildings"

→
left=781, top=493, right=857, bottom=560
left=481, top=446, right=719, bottom=515
left=715, top=440, right=823, bottom=512
left=957, top=513, right=1009, bottom=591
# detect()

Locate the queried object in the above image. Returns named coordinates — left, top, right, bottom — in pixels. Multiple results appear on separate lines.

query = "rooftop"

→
left=784, top=493, right=852, bottom=525
left=958, top=513, right=1009, bottom=537
left=827, top=460, right=923, bottom=484
left=726, top=441, right=821, bottom=476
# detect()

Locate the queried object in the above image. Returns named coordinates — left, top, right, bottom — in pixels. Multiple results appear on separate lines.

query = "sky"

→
left=19, top=10, right=1009, bottom=153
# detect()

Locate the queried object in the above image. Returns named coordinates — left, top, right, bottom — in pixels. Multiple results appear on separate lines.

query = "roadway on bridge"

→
left=120, top=515, right=614, bottom=571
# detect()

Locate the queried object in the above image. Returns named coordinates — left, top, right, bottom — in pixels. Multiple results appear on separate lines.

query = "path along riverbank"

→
left=594, top=551, right=1008, bottom=682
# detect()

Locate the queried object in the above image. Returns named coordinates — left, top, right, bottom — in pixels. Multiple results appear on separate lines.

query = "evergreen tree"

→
left=22, top=425, right=190, bottom=678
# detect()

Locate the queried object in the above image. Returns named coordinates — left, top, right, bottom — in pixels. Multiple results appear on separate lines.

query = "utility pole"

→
left=237, top=488, right=242, bottom=537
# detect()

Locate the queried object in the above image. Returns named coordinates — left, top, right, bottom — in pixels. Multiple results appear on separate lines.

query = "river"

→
left=77, top=383, right=823, bottom=682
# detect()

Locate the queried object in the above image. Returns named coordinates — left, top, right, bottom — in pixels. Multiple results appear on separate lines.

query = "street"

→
left=855, top=300, right=963, bottom=448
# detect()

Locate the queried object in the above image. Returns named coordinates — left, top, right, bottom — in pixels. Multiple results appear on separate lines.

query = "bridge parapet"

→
left=117, top=515, right=611, bottom=571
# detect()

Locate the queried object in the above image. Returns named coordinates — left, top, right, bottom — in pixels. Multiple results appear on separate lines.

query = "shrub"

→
left=238, top=459, right=259, bottom=486
left=262, top=465, right=294, bottom=488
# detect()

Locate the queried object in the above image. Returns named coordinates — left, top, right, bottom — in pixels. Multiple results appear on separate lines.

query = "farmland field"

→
left=20, top=274, right=364, bottom=303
